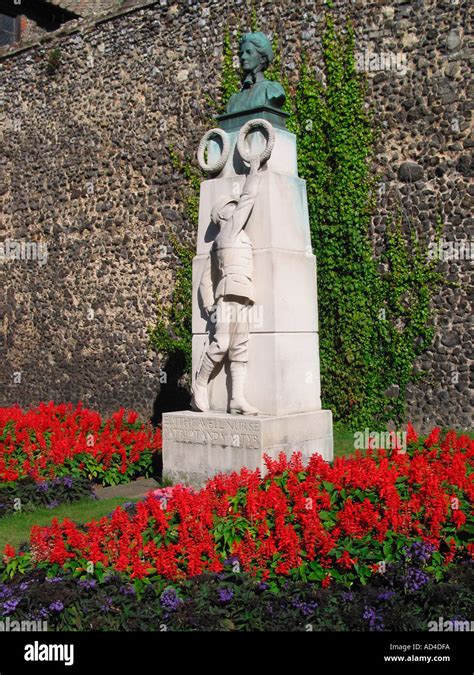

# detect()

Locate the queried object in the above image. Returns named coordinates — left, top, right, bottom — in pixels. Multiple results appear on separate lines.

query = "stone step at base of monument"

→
left=162, top=409, right=333, bottom=488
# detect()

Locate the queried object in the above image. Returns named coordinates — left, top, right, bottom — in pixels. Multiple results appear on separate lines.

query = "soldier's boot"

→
left=229, top=361, right=259, bottom=415
left=190, top=354, right=215, bottom=412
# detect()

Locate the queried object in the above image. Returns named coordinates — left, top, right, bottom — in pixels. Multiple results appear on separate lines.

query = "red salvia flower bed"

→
left=5, top=426, right=471, bottom=587
left=0, top=402, right=161, bottom=486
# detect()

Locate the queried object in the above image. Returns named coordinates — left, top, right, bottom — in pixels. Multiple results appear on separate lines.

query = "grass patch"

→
left=0, top=496, right=140, bottom=552
left=333, top=427, right=358, bottom=458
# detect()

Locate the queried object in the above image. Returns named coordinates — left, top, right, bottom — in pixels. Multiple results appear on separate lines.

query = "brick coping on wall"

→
left=0, top=0, right=160, bottom=60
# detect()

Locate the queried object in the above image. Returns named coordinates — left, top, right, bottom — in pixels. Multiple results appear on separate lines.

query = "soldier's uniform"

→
left=199, top=173, right=261, bottom=363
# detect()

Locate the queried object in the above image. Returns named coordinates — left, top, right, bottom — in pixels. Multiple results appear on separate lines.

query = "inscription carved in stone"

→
left=163, top=416, right=261, bottom=448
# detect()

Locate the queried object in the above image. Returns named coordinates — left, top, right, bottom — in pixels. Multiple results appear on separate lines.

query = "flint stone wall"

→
left=0, top=0, right=472, bottom=430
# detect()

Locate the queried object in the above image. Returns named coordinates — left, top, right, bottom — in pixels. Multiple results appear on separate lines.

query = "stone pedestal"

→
left=162, top=409, right=333, bottom=488
left=162, top=107, right=334, bottom=486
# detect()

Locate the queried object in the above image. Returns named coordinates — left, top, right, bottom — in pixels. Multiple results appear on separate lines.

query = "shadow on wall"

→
left=151, top=351, right=191, bottom=480
left=151, top=351, right=191, bottom=428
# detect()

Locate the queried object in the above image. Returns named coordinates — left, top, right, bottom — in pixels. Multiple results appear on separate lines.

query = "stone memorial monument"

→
left=162, top=32, right=333, bottom=486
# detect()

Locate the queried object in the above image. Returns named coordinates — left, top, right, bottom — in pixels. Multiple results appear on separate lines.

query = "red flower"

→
left=424, top=427, right=441, bottom=448
left=0, top=403, right=161, bottom=485
left=0, top=421, right=469, bottom=586
left=407, top=422, right=418, bottom=444
left=322, top=573, right=332, bottom=588
left=337, top=550, right=358, bottom=569
left=452, top=509, right=466, bottom=529
left=3, top=544, right=16, bottom=559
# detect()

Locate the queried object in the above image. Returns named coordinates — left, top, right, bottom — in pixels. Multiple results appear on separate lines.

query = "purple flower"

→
left=34, top=608, right=49, bottom=620
left=217, top=587, right=234, bottom=604
left=404, top=567, right=430, bottom=593
left=378, top=590, right=396, bottom=602
left=36, top=481, right=50, bottom=493
left=2, top=599, right=20, bottom=615
left=119, top=585, right=136, bottom=596
left=403, top=541, right=436, bottom=564
left=19, top=582, right=30, bottom=592
left=0, top=585, right=13, bottom=600
left=99, top=598, right=114, bottom=613
left=77, top=579, right=96, bottom=590
left=223, top=556, right=240, bottom=568
left=363, top=605, right=385, bottom=631
left=49, top=600, right=64, bottom=612
left=63, top=476, right=73, bottom=488
left=257, top=582, right=269, bottom=591
left=45, top=576, right=63, bottom=583
left=291, top=597, right=318, bottom=616
left=46, top=499, right=60, bottom=509
left=341, top=591, right=354, bottom=603
left=160, top=588, right=181, bottom=611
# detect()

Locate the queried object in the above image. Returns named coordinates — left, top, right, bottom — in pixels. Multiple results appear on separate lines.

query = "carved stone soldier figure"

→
left=191, top=156, right=262, bottom=415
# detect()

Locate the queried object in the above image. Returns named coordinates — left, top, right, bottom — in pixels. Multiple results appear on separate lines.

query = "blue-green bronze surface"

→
left=225, top=32, right=286, bottom=115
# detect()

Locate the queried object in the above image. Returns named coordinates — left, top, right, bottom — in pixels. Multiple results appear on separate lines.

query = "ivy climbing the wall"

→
left=287, top=16, right=443, bottom=428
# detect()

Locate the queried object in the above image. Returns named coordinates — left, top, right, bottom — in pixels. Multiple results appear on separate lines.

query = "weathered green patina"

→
left=225, top=31, right=286, bottom=114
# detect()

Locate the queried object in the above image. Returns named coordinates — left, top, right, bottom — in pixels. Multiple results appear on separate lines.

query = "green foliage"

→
left=287, top=16, right=443, bottom=427
left=219, top=27, right=241, bottom=113
left=46, top=48, right=61, bottom=76
left=377, top=215, right=444, bottom=422
left=59, top=449, right=155, bottom=487
left=289, top=21, right=380, bottom=426
left=148, top=234, right=194, bottom=374
left=250, top=2, right=259, bottom=32
left=168, top=145, right=201, bottom=225
left=149, top=14, right=443, bottom=425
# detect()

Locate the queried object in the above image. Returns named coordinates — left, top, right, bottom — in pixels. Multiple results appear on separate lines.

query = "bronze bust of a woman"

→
left=226, top=32, right=286, bottom=115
